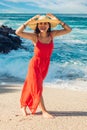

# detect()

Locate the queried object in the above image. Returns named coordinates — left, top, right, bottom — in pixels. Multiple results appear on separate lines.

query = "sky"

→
left=0, top=0, right=87, bottom=14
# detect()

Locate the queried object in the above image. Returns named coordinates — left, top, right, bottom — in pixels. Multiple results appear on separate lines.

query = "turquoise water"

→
left=0, top=13, right=87, bottom=87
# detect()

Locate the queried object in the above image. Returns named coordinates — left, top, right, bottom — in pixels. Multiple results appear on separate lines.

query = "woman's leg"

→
left=39, top=96, right=54, bottom=118
left=21, top=106, right=29, bottom=116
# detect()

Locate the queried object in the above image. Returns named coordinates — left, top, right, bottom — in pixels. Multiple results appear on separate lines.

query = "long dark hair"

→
left=34, top=22, right=51, bottom=36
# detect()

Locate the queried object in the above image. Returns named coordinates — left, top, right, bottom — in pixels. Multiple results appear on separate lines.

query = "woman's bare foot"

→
left=21, top=107, right=29, bottom=116
left=42, top=111, right=54, bottom=118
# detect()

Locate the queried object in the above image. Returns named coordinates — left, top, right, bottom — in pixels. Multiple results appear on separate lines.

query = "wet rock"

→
left=0, top=25, right=24, bottom=53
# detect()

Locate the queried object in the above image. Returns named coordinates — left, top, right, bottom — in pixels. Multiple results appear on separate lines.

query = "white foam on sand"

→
left=44, top=79, right=87, bottom=91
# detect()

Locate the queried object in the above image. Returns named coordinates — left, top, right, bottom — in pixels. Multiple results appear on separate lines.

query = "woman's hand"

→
left=24, top=15, right=41, bottom=26
left=46, top=13, right=61, bottom=23
left=46, top=13, right=57, bottom=19
left=29, top=15, right=40, bottom=21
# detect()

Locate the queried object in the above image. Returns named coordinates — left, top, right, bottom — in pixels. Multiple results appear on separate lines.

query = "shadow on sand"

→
left=35, top=111, right=87, bottom=117
left=0, top=84, right=20, bottom=94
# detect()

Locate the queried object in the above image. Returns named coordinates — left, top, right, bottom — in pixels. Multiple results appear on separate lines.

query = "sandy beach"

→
left=0, top=83, right=87, bottom=130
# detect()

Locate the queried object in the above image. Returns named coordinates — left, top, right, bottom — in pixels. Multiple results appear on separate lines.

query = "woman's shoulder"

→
left=50, top=31, right=56, bottom=38
left=32, top=33, right=38, bottom=45
left=51, top=30, right=60, bottom=38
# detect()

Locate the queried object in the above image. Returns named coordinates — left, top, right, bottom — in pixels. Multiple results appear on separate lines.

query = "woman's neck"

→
left=39, top=32, right=48, bottom=38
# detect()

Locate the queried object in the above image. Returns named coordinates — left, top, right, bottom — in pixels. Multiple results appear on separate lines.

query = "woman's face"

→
left=38, top=22, right=50, bottom=32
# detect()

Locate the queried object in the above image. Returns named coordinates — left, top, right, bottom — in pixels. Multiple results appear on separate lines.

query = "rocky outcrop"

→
left=0, top=25, right=24, bottom=53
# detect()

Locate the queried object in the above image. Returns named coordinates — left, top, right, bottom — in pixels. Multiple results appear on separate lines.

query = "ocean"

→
left=0, top=13, right=87, bottom=90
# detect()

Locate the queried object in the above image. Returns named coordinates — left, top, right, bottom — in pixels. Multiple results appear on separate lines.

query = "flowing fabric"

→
left=20, top=38, right=54, bottom=114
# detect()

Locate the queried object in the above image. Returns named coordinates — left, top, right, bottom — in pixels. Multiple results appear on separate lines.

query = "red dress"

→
left=20, top=38, right=54, bottom=114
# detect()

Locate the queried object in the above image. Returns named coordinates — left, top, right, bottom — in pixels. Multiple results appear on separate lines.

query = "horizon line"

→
left=0, top=13, right=87, bottom=14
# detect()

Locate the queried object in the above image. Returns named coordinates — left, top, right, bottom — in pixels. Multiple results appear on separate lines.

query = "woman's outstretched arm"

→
left=46, top=13, right=72, bottom=37
left=15, top=15, right=40, bottom=41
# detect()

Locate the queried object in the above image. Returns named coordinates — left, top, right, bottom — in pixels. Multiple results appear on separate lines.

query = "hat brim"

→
left=28, top=18, right=60, bottom=30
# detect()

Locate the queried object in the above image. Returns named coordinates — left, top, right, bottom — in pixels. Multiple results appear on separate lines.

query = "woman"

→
left=16, top=13, right=72, bottom=118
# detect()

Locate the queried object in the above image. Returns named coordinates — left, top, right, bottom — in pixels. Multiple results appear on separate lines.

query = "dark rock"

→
left=0, top=25, right=15, bottom=35
left=0, top=25, right=25, bottom=54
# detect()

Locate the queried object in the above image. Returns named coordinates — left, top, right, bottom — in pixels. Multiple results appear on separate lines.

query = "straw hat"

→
left=28, top=15, right=60, bottom=30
